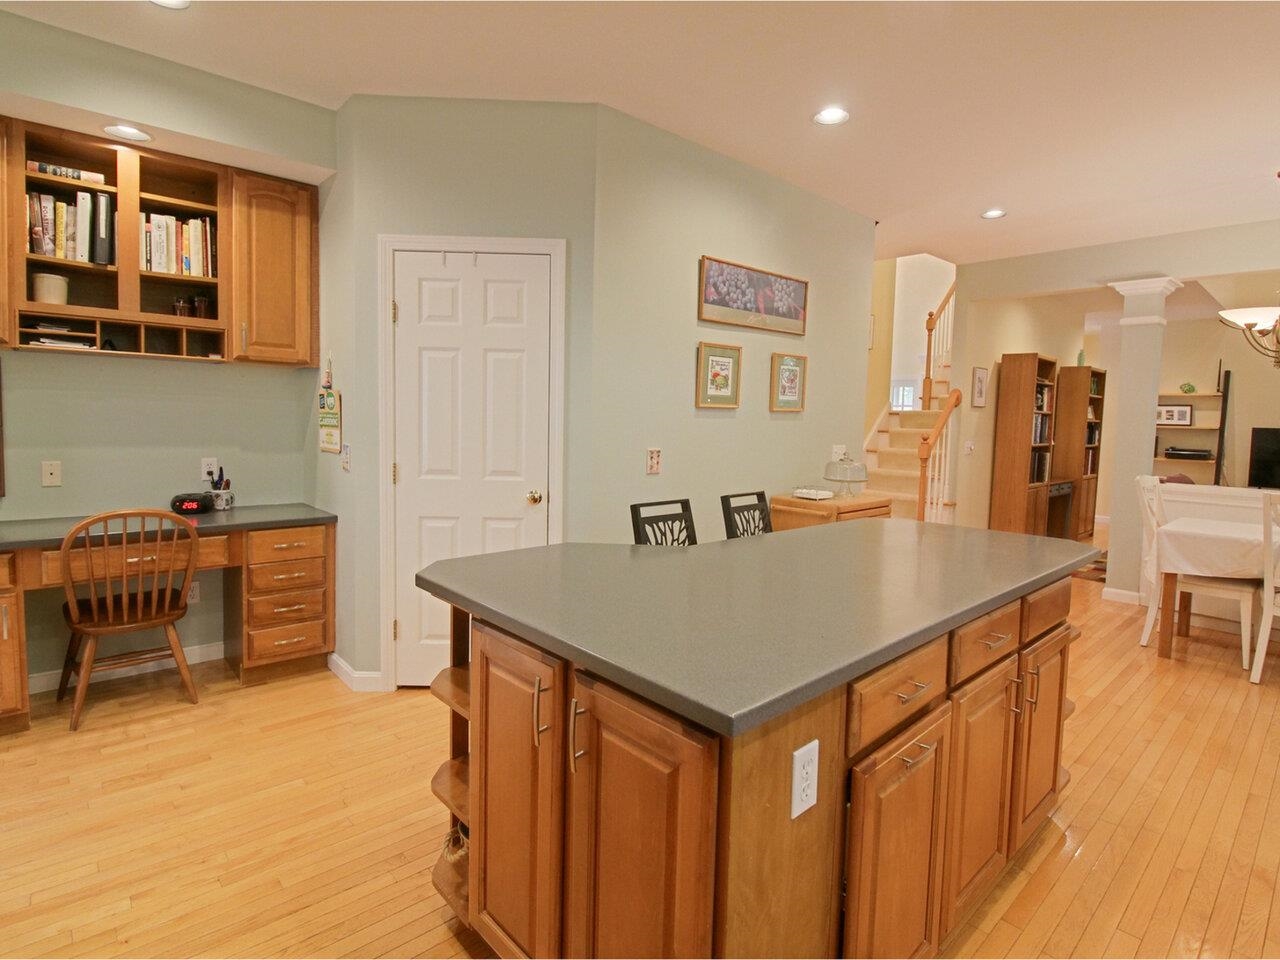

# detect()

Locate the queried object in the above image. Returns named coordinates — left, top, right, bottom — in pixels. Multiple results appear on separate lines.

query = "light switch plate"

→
left=791, top=739, right=819, bottom=819
left=831, top=444, right=848, bottom=462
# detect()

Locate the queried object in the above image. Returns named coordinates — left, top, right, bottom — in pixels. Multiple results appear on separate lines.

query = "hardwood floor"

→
left=1, top=575, right=1277, bottom=958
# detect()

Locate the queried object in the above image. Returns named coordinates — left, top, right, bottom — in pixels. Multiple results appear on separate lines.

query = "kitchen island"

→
left=416, top=519, right=1096, bottom=959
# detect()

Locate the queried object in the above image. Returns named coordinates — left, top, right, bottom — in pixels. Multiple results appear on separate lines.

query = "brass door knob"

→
left=527, top=490, right=544, bottom=505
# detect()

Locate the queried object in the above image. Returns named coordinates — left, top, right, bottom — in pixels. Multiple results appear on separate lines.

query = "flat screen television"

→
left=1248, top=428, right=1280, bottom=489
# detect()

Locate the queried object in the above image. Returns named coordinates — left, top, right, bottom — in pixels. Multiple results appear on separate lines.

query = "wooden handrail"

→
left=921, top=281, right=957, bottom=410
left=916, top=388, right=963, bottom=521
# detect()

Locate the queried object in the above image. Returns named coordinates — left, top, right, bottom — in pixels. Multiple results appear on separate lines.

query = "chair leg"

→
left=1177, top=591, right=1193, bottom=636
left=1240, top=595, right=1254, bottom=670
left=164, top=622, right=199, bottom=705
left=1251, top=592, right=1277, bottom=685
left=69, top=635, right=97, bottom=732
left=1140, top=600, right=1159, bottom=648
left=57, top=631, right=83, bottom=702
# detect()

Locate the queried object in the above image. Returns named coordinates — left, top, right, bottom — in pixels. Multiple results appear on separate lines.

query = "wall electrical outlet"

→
left=340, top=444, right=351, bottom=473
left=791, top=739, right=819, bottom=819
left=646, top=448, right=662, bottom=475
left=187, top=581, right=201, bottom=604
left=41, top=461, right=62, bottom=487
left=201, top=457, right=218, bottom=483
left=831, top=444, right=848, bottom=462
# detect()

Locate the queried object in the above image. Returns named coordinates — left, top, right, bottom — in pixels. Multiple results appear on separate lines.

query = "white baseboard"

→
left=328, top=653, right=386, bottom=692
left=28, top=640, right=226, bottom=695
left=1101, top=587, right=1140, bottom=605
left=1094, top=514, right=1110, bottom=524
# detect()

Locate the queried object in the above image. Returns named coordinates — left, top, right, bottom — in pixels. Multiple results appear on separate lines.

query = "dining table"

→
left=1156, top=516, right=1278, bottom=657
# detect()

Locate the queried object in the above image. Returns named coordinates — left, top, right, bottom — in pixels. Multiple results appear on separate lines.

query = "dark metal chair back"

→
left=630, top=499, right=697, bottom=546
left=721, top=491, right=772, bottom=539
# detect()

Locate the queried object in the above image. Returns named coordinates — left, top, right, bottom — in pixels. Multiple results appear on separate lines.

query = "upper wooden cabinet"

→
left=231, top=172, right=317, bottom=365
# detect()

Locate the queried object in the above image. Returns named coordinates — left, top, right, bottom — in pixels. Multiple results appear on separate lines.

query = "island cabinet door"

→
left=469, top=624, right=567, bottom=959
left=1008, top=624, right=1072, bottom=855
left=844, top=702, right=952, bottom=960
left=940, top=657, right=1018, bottom=936
left=562, top=672, right=719, bottom=959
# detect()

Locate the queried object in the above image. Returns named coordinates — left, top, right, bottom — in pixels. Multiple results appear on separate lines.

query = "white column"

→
left=1103, top=277, right=1181, bottom=600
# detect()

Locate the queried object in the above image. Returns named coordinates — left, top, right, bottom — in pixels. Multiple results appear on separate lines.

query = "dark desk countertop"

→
left=0, top=503, right=336, bottom=551
left=417, top=519, right=1097, bottom=737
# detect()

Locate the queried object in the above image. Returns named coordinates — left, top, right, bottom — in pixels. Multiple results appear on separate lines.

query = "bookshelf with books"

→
left=4, top=117, right=318, bottom=365
left=1052, top=367, right=1106, bottom=541
left=990, top=353, right=1059, bottom=535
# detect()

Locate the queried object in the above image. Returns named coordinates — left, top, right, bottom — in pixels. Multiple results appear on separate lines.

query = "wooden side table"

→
left=770, top=493, right=893, bottom=531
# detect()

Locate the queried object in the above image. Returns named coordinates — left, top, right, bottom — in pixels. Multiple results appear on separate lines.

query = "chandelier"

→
left=1218, top=302, right=1280, bottom=366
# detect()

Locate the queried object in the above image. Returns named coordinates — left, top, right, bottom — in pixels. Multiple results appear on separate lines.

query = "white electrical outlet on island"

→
left=791, top=739, right=819, bottom=819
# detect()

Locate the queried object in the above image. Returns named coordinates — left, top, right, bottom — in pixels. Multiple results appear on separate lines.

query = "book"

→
left=181, top=221, right=191, bottom=275
left=28, top=193, right=42, bottom=254
left=39, top=194, right=55, bottom=256
left=167, top=216, right=177, bottom=273
left=90, top=191, right=113, bottom=265
left=25, top=160, right=106, bottom=184
left=208, top=219, right=217, bottom=278
left=75, top=192, right=92, bottom=263
left=188, top=218, right=203, bottom=277
left=54, top=200, right=66, bottom=258
left=144, top=221, right=152, bottom=271
left=152, top=215, right=168, bottom=274
left=64, top=199, right=77, bottom=261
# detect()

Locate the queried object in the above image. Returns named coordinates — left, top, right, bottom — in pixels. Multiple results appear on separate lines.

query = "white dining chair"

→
left=1249, top=492, right=1280, bottom=683
left=1139, top=477, right=1260, bottom=669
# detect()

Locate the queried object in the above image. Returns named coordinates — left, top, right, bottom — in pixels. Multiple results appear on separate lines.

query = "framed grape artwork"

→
left=698, top=256, right=808, bottom=336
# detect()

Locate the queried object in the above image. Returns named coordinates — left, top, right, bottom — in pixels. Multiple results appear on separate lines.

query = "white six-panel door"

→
left=393, top=249, right=552, bottom=684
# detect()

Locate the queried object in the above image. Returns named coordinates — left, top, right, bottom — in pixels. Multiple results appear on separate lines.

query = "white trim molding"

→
left=328, top=653, right=385, bottom=693
left=1108, top=277, right=1183, bottom=298
left=1101, top=587, right=1141, bottom=605
left=375, top=234, right=568, bottom=691
left=1118, top=314, right=1167, bottom=327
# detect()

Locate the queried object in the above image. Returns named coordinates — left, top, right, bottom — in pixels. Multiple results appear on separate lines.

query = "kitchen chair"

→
left=630, top=499, right=697, bottom=546
left=57, top=509, right=201, bottom=730
left=1249, top=492, right=1280, bottom=683
left=721, top=491, right=772, bottom=539
left=1138, top=479, right=1259, bottom=669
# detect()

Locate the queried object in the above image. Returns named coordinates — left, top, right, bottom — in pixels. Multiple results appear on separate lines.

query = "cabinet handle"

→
left=273, top=541, right=309, bottom=550
left=569, top=697, right=587, bottom=773
left=273, top=603, right=308, bottom=614
left=273, top=572, right=308, bottom=581
left=273, top=636, right=308, bottom=647
left=125, top=555, right=159, bottom=565
left=1, top=604, right=8, bottom=641
left=1026, top=668, right=1040, bottom=711
left=532, top=676, right=551, bottom=747
left=901, top=740, right=937, bottom=769
left=1009, top=676, right=1023, bottom=716
left=896, top=680, right=931, bottom=705
left=980, top=632, right=1014, bottom=649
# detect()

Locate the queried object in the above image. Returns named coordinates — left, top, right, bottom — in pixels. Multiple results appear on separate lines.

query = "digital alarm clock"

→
left=170, top=493, right=215, bottom=515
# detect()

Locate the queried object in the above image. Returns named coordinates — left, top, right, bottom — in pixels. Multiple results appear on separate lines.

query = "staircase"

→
left=865, top=409, right=950, bottom=518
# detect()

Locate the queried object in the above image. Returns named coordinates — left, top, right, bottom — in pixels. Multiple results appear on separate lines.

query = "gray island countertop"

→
left=417, top=519, right=1097, bottom=736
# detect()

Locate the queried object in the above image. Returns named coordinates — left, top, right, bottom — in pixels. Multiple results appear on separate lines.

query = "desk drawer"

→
left=1023, top=579, right=1072, bottom=643
left=247, top=618, right=327, bottom=663
left=248, top=588, right=325, bottom=627
left=848, top=634, right=948, bottom=756
left=40, top=536, right=229, bottom=588
left=248, top=557, right=326, bottom=593
left=247, top=525, right=327, bottom=565
left=0, top=554, right=14, bottom=591
left=950, top=600, right=1022, bottom=686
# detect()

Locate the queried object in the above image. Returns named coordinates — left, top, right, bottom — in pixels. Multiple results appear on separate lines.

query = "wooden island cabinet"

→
left=418, top=522, right=1091, bottom=959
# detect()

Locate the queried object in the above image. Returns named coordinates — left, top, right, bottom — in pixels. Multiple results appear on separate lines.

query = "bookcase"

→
left=989, top=353, right=1058, bottom=535
left=1051, top=367, right=1105, bottom=541
left=3, top=117, right=317, bottom=366
left=1153, top=374, right=1230, bottom=485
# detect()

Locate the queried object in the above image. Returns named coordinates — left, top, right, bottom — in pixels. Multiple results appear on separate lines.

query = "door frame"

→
left=376, top=234, right=567, bottom=689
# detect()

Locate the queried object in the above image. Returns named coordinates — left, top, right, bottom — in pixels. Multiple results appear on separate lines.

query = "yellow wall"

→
left=864, top=259, right=896, bottom=436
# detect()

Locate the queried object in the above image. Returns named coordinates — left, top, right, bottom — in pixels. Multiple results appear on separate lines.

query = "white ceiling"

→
left=6, top=1, right=1280, bottom=264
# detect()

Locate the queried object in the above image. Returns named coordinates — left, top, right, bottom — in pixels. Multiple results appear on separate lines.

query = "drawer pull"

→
left=2, top=604, right=8, bottom=641
left=273, top=636, right=309, bottom=647
left=532, top=676, right=551, bottom=747
left=569, top=698, right=587, bottom=773
left=273, top=541, right=310, bottom=550
left=273, top=603, right=308, bottom=614
left=125, top=555, right=159, bottom=564
left=1026, top=668, right=1041, bottom=711
left=980, top=632, right=1014, bottom=649
left=895, top=680, right=932, bottom=705
left=273, top=572, right=308, bottom=581
left=901, top=740, right=937, bottom=769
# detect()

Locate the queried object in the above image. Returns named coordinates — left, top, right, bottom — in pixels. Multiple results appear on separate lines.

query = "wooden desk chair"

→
left=1250, top=492, right=1280, bottom=683
left=56, top=510, right=201, bottom=731
left=630, top=499, right=697, bottom=546
left=721, top=491, right=772, bottom=539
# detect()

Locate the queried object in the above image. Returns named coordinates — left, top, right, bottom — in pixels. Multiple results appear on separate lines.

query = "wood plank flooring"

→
left=2, top=576, right=1278, bottom=958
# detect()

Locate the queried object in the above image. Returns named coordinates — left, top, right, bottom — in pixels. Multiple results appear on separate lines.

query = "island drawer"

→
left=1022, top=578, right=1072, bottom=643
left=848, top=634, right=948, bottom=756
left=248, top=557, right=327, bottom=593
left=950, top=600, right=1022, bottom=686
left=248, top=588, right=326, bottom=627
left=247, top=618, right=326, bottom=663
left=247, top=525, right=327, bottom=565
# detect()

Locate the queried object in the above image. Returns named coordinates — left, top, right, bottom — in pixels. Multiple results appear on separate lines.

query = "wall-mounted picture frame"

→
left=699, top=255, right=807, bottom=336
left=769, top=352, right=807, bottom=412
left=971, top=366, right=989, bottom=408
left=1157, top=403, right=1193, bottom=426
left=696, top=341, right=742, bottom=409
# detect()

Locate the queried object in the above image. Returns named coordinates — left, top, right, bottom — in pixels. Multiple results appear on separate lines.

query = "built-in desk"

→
left=0, top=503, right=337, bottom=734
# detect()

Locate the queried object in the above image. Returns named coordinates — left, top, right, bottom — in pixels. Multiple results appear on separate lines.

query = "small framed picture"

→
left=971, top=367, right=989, bottom=408
left=770, top=352, right=807, bottom=412
left=696, top=341, right=742, bottom=409
left=1157, top=403, right=1193, bottom=426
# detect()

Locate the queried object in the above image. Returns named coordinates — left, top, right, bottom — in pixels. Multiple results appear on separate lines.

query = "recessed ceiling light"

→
left=812, top=106, right=850, bottom=126
left=103, top=124, right=153, bottom=142
left=981, top=208, right=1007, bottom=220
left=150, top=0, right=190, bottom=8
